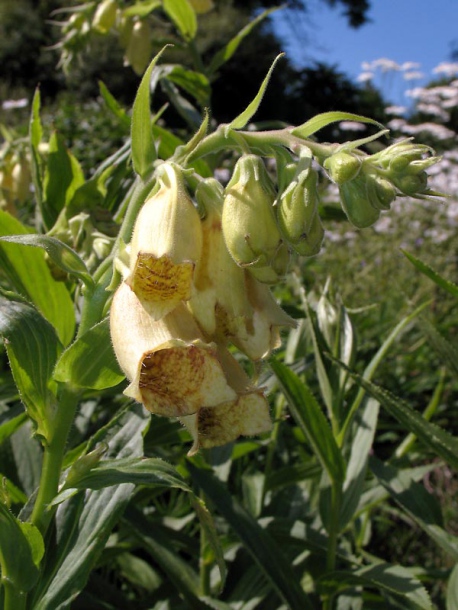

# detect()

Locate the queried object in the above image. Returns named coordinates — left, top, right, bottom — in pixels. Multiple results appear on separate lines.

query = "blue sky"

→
left=272, top=0, right=458, bottom=106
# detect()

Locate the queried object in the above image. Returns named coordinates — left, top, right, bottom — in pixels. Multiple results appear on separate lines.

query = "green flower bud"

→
left=222, top=155, right=285, bottom=283
left=92, top=0, right=117, bottom=33
left=277, top=167, right=323, bottom=256
left=339, top=175, right=380, bottom=229
left=365, top=172, right=397, bottom=211
left=324, top=151, right=361, bottom=184
left=391, top=172, right=428, bottom=196
left=291, top=211, right=325, bottom=257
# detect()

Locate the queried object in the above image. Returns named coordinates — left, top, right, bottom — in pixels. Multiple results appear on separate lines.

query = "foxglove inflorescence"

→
left=110, top=125, right=440, bottom=453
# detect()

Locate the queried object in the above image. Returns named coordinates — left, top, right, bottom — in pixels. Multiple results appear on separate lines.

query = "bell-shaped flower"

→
left=187, top=179, right=252, bottom=342
left=179, top=346, right=272, bottom=453
left=232, top=273, right=296, bottom=361
left=110, top=282, right=237, bottom=417
left=128, top=163, right=203, bottom=320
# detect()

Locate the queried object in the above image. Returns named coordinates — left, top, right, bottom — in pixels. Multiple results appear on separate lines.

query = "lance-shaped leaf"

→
left=52, top=456, right=191, bottom=506
left=291, top=111, right=385, bottom=140
left=98, top=81, right=130, bottom=128
left=0, top=502, right=44, bottom=594
left=0, top=211, right=75, bottom=345
left=188, top=462, right=315, bottom=610
left=163, top=0, right=197, bottom=41
left=0, top=234, right=93, bottom=289
left=325, top=563, right=432, bottom=610
left=0, top=297, right=62, bottom=441
left=29, top=88, right=43, bottom=207
left=208, top=7, right=280, bottom=75
left=447, top=564, right=458, bottom=610
left=370, top=457, right=458, bottom=562
left=131, top=45, right=170, bottom=179
left=226, top=53, right=284, bottom=132
left=270, top=356, right=346, bottom=485
left=42, top=131, right=85, bottom=229
left=29, top=405, right=150, bottom=610
left=53, top=318, right=123, bottom=390
left=339, top=363, right=458, bottom=471
left=401, top=249, right=458, bottom=300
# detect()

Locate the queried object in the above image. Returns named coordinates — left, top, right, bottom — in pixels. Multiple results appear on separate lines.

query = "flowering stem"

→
left=30, top=388, right=80, bottom=535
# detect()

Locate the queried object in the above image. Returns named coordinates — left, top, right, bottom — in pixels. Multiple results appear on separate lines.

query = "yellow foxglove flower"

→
left=110, top=282, right=237, bottom=417
left=188, top=179, right=252, bottom=342
left=128, top=163, right=203, bottom=320
left=232, top=273, right=296, bottom=361
left=179, top=346, right=271, bottom=453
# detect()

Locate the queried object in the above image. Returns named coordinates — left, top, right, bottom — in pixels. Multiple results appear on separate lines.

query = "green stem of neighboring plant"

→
left=30, top=387, right=80, bottom=536
left=323, top=483, right=342, bottom=610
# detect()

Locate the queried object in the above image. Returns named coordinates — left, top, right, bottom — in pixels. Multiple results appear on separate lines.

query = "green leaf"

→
left=160, top=78, right=203, bottom=130
left=191, top=495, right=227, bottom=591
left=447, top=564, right=458, bottom=610
left=123, top=0, right=161, bottom=18
left=0, top=211, right=76, bottom=345
left=188, top=462, right=315, bottom=610
left=227, top=53, right=284, bottom=131
left=166, top=66, right=211, bottom=106
left=131, top=45, right=170, bottom=179
left=343, top=367, right=458, bottom=471
left=53, top=318, right=123, bottom=390
left=270, top=356, right=346, bottom=485
left=0, top=297, right=62, bottom=441
left=42, top=132, right=85, bottom=228
left=340, top=397, right=379, bottom=529
left=0, top=406, right=27, bottom=445
left=417, top=316, right=458, bottom=376
left=291, top=111, right=385, bottom=140
left=370, top=457, right=458, bottom=562
left=401, top=249, right=458, bottom=299
left=29, top=88, right=43, bottom=207
left=163, top=0, right=197, bottom=41
left=30, top=405, right=150, bottom=610
left=53, top=456, right=191, bottom=505
left=0, top=502, right=43, bottom=593
left=327, top=563, right=432, bottom=610
left=98, top=81, right=130, bottom=128
left=0, top=234, right=94, bottom=289
left=208, top=7, right=280, bottom=75
left=125, top=506, right=209, bottom=608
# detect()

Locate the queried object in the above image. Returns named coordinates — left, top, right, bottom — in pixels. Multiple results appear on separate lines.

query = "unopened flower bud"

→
left=222, top=155, right=285, bottom=284
left=277, top=167, right=323, bottom=256
left=391, top=172, right=428, bottom=197
left=92, top=0, right=117, bottom=33
left=365, top=172, right=397, bottom=211
left=128, top=163, right=202, bottom=320
left=189, top=0, right=214, bottom=13
left=11, top=160, right=31, bottom=203
left=339, top=175, right=380, bottom=229
left=324, top=151, right=361, bottom=184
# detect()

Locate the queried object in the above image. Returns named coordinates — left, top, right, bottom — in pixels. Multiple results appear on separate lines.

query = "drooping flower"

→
left=127, top=162, right=203, bottom=320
